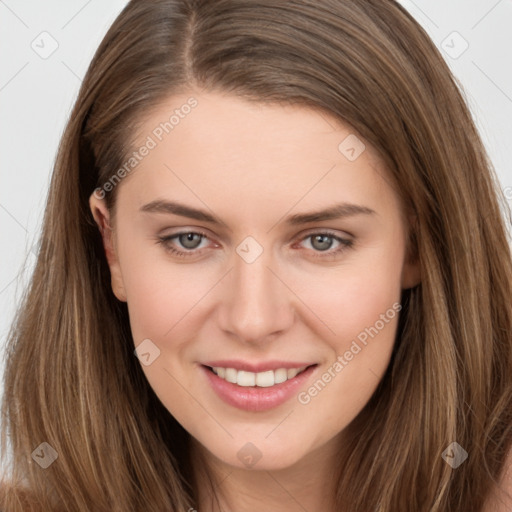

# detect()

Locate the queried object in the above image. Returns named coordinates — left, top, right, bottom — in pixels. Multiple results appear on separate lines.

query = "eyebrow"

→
left=140, top=199, right=376, bottom=226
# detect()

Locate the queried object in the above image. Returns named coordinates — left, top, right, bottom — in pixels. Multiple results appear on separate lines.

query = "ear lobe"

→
left=88, top=193, right=127, bottom=302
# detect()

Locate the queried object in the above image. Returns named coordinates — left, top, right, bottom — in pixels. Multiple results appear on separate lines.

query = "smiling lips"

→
left=201, top=360, right=318, bottom=411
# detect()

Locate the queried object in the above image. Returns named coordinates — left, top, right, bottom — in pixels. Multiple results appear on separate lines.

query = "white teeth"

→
left=211, top=366, right=308, bottom=387
left=274, top=368, right=288, bottom=384
left=237, top=371, right=255, bottom=387
left=255, top=370, right=274, bottom=387
left=225, top=368, right=237, bottom=384
left=287, top=368, right=300, bottom=379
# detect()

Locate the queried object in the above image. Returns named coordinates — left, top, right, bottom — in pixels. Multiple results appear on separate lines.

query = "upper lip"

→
left=202, top=360, right=317, bottom=373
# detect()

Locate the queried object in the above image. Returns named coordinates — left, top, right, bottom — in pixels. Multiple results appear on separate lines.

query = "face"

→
left=90, top=91, right=420, bottom=472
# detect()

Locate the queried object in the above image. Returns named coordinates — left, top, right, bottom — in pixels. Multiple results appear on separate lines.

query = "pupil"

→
left=313, top=235, right=332, bottom=251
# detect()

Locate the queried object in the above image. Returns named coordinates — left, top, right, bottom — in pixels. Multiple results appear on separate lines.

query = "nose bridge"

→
left=218, top=238, right=294, bottom=343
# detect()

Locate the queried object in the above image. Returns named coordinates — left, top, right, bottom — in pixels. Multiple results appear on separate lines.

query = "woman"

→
left=1, top=0, right=511, bottom=510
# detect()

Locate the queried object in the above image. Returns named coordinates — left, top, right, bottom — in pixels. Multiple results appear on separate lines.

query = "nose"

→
left=216, top=244, right=295, bottom=345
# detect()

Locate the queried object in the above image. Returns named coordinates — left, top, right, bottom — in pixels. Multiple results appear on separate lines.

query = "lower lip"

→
left=201, top=364, right=318, bottom=412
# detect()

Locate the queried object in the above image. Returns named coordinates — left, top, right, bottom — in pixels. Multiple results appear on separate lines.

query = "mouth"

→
left=203, top=364, right=317, bottom=388
left=200, top=363, right=319, bottom=412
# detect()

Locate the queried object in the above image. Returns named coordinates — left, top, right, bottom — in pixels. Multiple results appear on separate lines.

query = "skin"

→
left=90, top=90, right=422, bottom=511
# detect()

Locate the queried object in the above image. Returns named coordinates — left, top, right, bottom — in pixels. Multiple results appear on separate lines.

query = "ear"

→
left=89, top=192, right=127, bottom=302
left=401, top=216, right=421, bottom=290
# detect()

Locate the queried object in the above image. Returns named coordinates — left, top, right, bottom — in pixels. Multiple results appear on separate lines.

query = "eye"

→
left=296, top=231, right=354, bottom=259
left=157, top=231, right=211, bottom=258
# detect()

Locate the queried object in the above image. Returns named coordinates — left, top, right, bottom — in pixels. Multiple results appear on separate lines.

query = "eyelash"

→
left=156, top=230, right=354, bottom=260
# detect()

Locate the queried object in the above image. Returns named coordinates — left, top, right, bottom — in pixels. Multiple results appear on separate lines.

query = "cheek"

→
left=287, top=239, right=404, bottom=347
left=293, top=278, right=402, bottom=434
left=116, top=237, right=217, bottom=342
left=287, top=240, right=403, bottom=419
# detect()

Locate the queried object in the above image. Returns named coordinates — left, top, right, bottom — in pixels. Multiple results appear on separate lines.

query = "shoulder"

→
left=483, top=448, right=512, bottom=512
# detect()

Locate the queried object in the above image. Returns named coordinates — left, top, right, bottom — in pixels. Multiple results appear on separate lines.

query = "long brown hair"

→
left=2, top=0, right=511, bottom=510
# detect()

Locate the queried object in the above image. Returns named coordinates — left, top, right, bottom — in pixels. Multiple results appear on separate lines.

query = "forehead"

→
left=116, top=91, right=401, bottom=225
left=133, top=91, right=378, bottom=164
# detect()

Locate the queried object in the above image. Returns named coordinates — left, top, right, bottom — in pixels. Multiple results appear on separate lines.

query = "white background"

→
left=1, top=0, right=512, bottom=400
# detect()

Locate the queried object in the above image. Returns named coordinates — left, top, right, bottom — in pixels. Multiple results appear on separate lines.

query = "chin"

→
left=205, top=440, right=308, bottom=472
